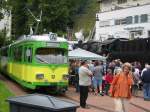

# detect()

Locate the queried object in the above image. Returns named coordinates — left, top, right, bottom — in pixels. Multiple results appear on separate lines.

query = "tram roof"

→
left=19, top=34, right=67, bottom=42
left=11, top=34, right=68, bottom=45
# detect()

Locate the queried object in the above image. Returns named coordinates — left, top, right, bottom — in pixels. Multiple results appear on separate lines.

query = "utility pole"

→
left=26, top=7, right=42, bottom=35
left=35, top=10, right=42, bottom=35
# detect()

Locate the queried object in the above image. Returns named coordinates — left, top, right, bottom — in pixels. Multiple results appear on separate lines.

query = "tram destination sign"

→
left=49, top=32, right=57, bottom=41
left=46, top=42, right=60, bottom=47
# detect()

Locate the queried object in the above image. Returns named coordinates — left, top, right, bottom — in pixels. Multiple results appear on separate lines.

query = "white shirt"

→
left=141, top=68, right=147, bottom=76
left=79, top=66, right=92, bottom=86
left=134, top=68, right=140, bottom=76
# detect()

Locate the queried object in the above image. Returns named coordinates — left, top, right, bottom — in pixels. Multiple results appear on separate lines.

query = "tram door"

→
left=10, top=46, right=24, bottom=79
left=23, top=46, right=33, bottom=80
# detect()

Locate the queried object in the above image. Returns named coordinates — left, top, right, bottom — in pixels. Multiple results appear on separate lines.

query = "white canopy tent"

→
left=68, top=48, right=106, bottom=61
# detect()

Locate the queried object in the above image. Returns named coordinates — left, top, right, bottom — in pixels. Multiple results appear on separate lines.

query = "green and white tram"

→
left=0, top=33, right=69, bottom=93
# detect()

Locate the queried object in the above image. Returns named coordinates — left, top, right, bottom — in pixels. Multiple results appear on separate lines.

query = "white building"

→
left=95, top=0, right=150, bottom=41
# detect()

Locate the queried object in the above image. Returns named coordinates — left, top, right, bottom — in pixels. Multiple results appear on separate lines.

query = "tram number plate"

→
left=49, top=33, right=57, bottom=40
left=46, top=42, right=60, bottom=47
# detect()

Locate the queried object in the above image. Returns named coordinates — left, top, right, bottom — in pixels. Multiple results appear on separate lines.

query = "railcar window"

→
left=90, top=44, right=97, bottom=52
left=13, top=47, right=22, bottom=62
left=35, top=48, right=67, bottom=64
left=1, top=47, right=8, bottom=56
left=82, top=44, right=88, bottom=50
left=24, top=48, right=32, bottom=63
left=10, top=48, right=13, bottom=60
left=118, top=0, right=127, bottom=4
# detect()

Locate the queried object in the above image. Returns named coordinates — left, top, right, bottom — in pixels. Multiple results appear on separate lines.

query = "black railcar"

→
left=76, top=38, right=150, bottom=64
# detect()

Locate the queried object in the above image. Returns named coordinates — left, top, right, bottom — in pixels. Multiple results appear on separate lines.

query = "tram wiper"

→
left=36, top=56, right=49, bottom=64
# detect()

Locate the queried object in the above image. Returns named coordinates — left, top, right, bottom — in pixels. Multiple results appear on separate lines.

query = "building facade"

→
left=95, top=0, right=150, bottom=41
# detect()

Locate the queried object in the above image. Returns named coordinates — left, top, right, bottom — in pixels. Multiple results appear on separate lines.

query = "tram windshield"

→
left=35, top=48, right=68, bottom=64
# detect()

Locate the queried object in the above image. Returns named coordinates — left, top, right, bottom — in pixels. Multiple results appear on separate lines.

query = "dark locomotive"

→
left=76, top=38, right=150, bottom=64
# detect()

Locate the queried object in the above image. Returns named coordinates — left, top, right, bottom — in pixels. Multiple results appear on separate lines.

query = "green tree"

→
left=8, top=0, right=28, bottom=39
left=0, top=0, right=6, bottom=20
left=0, top=0, right=9, bottom=46
left=7, top=0, right=91, bottom=39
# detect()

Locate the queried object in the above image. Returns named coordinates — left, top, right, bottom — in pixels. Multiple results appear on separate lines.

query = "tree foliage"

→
left=0, top=0, right=5, bottom=20
left=7, top=0, right=89, bottom=39
left=0, top=0, right=10, bottom=47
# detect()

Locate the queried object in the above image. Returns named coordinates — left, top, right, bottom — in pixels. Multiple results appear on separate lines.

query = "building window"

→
left=118, top=0, right=127, bottom=4
left=99, top=21, right=110, bottom=27
left=115, top=20, right=121, bottom=25
left=130, top=30, right=143, bottom=39
left=115, top=18, right=126, bottom=25
left=120, top=18, right=126, bottom=24
left=140, top=14, right=148, bottom=23
left=134, top=15, right=139, bottom=23
left=126, top=16, right=132, bottom=24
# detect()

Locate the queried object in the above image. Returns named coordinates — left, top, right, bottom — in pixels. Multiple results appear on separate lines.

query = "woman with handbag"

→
left=109, top=62, right=133, bottom=112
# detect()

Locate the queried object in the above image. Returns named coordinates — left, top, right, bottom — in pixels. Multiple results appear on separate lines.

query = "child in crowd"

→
left=104, top=69, right=113, bottom=95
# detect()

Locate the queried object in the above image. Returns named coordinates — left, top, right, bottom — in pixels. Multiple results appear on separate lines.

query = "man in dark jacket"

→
left=141, top=65, right=150, bottom=101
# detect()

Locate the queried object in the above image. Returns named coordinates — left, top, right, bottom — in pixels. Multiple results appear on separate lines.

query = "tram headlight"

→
left=62, top=74, right=69, bottom=80
left=36, top=74, right=44, bottom=79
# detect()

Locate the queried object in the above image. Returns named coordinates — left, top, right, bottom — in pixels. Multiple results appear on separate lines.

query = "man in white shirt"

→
left=79, top=61, right=93, bottom=109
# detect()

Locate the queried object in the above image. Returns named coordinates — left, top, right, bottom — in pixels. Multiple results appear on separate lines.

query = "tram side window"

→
left=14, top=47, right=22, bottom=62
left=0, top=46, right=9, bottom=57
left=25, top=48, right=32, bottom=63
left=1, top=47, right=8, bottom=57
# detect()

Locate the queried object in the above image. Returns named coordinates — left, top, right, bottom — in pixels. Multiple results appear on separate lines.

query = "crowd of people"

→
left=69, top=59, right=150, bottom=111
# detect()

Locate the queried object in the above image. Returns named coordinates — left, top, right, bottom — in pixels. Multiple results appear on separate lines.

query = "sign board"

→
left=46, top=42, right=60, bottom=47
left=49, top=32, right=57, bottom=41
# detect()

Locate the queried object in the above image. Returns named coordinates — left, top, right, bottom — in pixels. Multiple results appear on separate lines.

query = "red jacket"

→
left=105, top=73, right=113, bottom=84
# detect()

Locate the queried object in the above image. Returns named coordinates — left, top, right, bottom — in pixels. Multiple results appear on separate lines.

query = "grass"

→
left=0, top=81, right=14, bottom=112
left=73, top=0, right=100, bottom=37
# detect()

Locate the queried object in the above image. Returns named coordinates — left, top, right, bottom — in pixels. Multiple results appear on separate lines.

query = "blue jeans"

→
left=93, top=77, right=102, bottom=89
left=143, top=83, right=150, bottom=99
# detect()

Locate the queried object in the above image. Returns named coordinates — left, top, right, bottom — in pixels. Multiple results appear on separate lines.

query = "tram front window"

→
left=35, top=48, right=67, bottom=64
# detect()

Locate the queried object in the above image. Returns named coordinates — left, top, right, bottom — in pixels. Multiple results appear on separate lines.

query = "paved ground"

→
left=1, top=74, right=150, bottom=112
left=65, top=87, right=150, bottom=112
